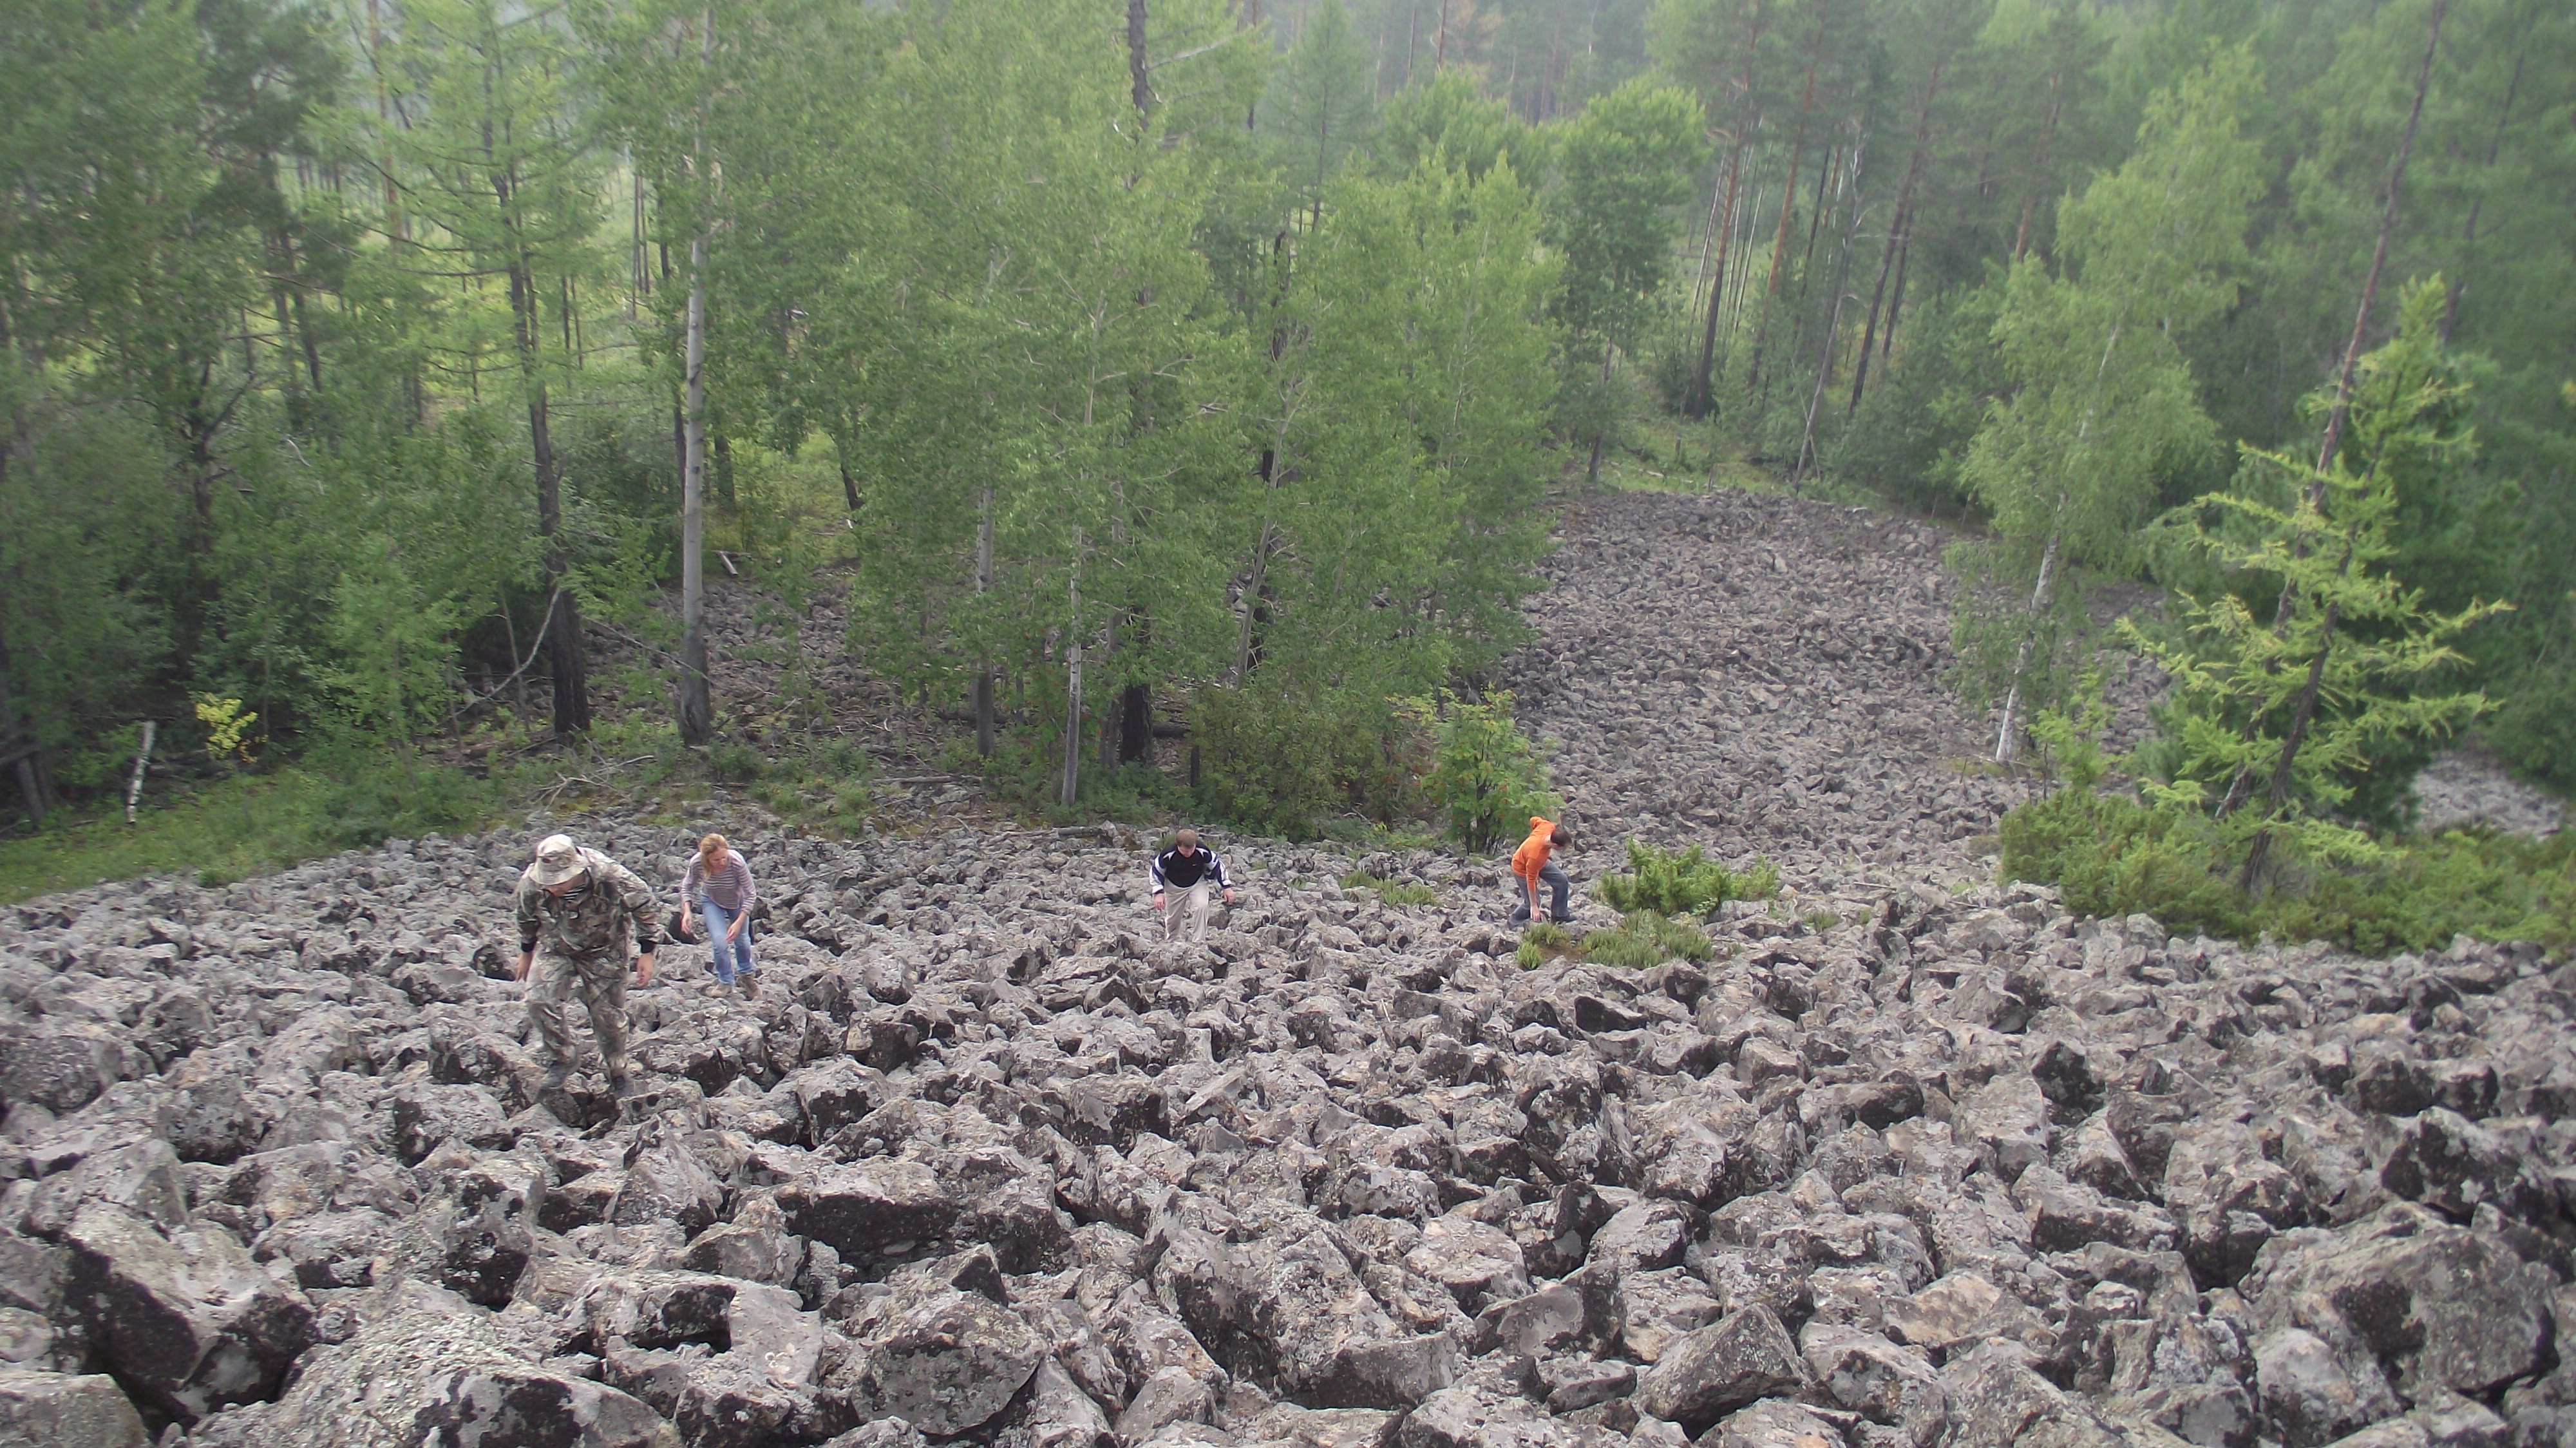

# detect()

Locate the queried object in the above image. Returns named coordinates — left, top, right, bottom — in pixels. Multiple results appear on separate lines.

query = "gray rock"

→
left=194, top=1277, right=677, bottom=1447
left=778, top=1157, right=956, bottom=1263
left=1397, top=1385, right=1624, bottom=1448
left=61, top=1203, right=314, bottom=1422
left=828, top=1286, right=1046, bottom=1434
left=1631, top=1304, right=1806, bottom=1431
left=0, top=1367, right=147, bottom=1448
left=2248, top=1206, right=2550, bottom=1402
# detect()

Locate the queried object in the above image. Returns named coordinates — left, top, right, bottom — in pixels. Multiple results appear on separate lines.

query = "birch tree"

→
left=1950, top=47, right=2263, bottom=761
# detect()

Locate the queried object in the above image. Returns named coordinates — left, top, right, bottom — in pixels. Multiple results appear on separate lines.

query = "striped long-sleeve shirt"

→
left=1150, top=845, right=1227, bottom=892
left=681, top=849, right=757, bottom=913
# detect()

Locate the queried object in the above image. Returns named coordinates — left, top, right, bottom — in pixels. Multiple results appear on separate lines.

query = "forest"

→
left=2, top=0, right=2570, bottom=910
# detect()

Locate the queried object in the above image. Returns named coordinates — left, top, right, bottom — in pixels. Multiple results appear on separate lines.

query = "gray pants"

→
left=527, top=951, right=629, bottom=1071
left=1509, top=862, right=1571, bottom=925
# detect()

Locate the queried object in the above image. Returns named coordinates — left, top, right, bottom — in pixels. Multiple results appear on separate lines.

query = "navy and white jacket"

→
left=1150, top=845, right=1229, bottom=892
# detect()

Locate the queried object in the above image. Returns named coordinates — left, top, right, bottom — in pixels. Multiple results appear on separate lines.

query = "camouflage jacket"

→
left=515, top=848, right=660, bottom=961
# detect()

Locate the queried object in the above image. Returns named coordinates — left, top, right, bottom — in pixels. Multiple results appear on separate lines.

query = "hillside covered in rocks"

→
left=1, top=489, right=2571, bottom=1448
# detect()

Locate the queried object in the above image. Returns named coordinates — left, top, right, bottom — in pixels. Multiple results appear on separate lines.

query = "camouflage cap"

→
left=529, top=834, right=589, bottom=887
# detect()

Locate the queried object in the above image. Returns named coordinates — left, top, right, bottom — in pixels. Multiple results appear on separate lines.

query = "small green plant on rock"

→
left=1598, top=840, right=1779, bottom=916
left=1515, top=919, right=1574, bottom=969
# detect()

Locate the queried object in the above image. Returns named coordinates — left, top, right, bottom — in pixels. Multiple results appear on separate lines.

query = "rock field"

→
left=1, top=487, right=2571, bottom=1448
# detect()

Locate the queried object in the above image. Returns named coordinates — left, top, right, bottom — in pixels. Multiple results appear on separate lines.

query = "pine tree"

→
left=2123, top=280, right=2509, bottom=884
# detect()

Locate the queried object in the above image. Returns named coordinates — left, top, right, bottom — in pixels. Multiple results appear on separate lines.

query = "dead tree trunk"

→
left=677, top=227, right=714, bottom=745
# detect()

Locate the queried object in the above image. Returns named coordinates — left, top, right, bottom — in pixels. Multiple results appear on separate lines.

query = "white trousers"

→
left=1160, top=881, right=1211, bottom=942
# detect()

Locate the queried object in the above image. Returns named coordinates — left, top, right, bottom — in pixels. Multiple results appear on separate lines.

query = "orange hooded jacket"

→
left=1510, top=816, right=1558, bottom=885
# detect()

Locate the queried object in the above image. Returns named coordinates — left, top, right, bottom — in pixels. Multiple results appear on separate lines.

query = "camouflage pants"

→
left=526, top=950, right=629, bottom=1071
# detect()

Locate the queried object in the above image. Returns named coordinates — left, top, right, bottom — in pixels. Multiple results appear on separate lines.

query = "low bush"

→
left=1578, top=908, right=1719, bottom=968
left=2000, top=783, right=2576, bottom=955
left=1597, top=839, right=1779, bottom=916
left=1340, top=872, right=1440, bottom=908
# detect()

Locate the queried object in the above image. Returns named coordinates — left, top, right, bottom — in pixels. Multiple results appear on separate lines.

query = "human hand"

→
left=679, top=908, right=694, bottom=938
left=636, top=952, right=656, bottom=987
left=1222, top=889, right=1236, bottom=906
left=514, top=951, right=533, bottom=983
left=1153, top=890, right=1165, bottom=907
left=726, top=917, right=744, bottom=943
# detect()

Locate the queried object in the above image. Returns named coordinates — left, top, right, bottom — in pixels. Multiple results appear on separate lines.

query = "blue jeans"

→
left=699, top=896, right=756, bottom=984
left=1510, top=862, right=1571, bottom=925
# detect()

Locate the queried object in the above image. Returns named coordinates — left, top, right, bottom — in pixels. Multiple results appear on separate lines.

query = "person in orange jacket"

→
left=1508, top=815, right=1576, bottom=926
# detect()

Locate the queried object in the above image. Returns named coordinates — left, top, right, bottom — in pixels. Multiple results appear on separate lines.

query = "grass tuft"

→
left=1341, top=871, right=1440, bottom=908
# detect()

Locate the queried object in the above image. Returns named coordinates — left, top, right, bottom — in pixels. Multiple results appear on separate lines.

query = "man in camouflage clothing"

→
left=514, top=833, right=660, bottom=1095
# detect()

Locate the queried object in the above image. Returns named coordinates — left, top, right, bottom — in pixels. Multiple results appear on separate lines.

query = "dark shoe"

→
left=738, top=977, right=758, bottom=999
left=607, top=1069, right=637, bottom=1099
left=540, top=1062, right=574, bottom=1092
left=1551, top=915, right=1575, bottom=926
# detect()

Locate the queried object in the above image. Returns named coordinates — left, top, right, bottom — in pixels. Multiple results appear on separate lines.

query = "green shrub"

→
left=0, top=745, right=513, bottom=904
left=1341, top=872, right=1440, bottom=908
left=1515, top=939, right=1546, bottom=969
left=2000, top=781, right=2576, bottom=954
left=1191, top=682, right=1370, bottom=840
left=1597, top=839, right=1778, bottom=916
left=1658, top=914, right=1716, bottom=961
left=707, top=741, right=769, bottom=783
left=1416, top=691, right=1559, bottom=854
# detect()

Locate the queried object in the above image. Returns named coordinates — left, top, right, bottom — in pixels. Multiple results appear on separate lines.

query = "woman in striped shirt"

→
left=680, top=833, right=760, bottom=997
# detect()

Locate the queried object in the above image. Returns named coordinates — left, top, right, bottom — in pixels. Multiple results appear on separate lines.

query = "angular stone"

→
left=828, top=1287, right=1046, bottom=1435
left=62, top=1204, right=314, bottom=1423
left=196, top=1277, right=677, bottom=1447
left=2375, top=1109, right=2544, bottom=1223
left=1617, top=1269, right=1723, bottom=1365
left=1007, top=1358, right=1117, bottom=1448
left=2166, top=1121, right=2308, bottom=1287
left=1701, top=1400, right=1846, bottom=1448
left=1584, top=1201, right=1691, bottom=1277
left=1120, top=1365, right=1218, bottom=1440
left=1632, top=1305, right=1806, bottom=1431
left=779, top=1158, right=957, bottom=1263
left=2249, top=1208, right=2550, bottom=1403
left=1403, top=1215, right=1531, bottom=1314
left=0, top=1367, right=147, bottom=1448
left=1397, top=1384, right=1624, bottom=1448
left=1798, top=1322, right=1943, bottom=1442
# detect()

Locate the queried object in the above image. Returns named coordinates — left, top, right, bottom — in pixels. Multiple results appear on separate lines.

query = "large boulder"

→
left=2246, top=1205, right=2552, bottom=1404
left=1153, top=1214, right=1459, bottom=1409
left=1631, top=1305, right=1808, bottom=1432
left=826, top=1286, right=1046, bottom=1435
left=776, top=1158, right=957, bottom=1264
left=61, top=1204, right=314, bottom=1423
left=189, top=1278, right=677, bottom=1447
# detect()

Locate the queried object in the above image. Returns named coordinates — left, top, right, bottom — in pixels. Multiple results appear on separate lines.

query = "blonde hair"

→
left=698, top=834, right=729, bottom=867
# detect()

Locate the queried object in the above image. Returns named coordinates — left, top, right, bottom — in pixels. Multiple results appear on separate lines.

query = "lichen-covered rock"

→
left=0, top=1367, right=147, bottom=1448
left=187, top=1279, right=676, bottom=1447
left=1631, top=1305, right=1806, bottom=1431
left=61, top=1203, right=314, bottom=1424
